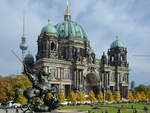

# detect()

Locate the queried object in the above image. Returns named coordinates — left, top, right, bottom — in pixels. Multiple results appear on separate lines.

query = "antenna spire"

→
left=23, top=14, right=25, bottom=37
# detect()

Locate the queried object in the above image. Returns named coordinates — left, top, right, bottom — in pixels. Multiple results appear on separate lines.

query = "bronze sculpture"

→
left=11, top=50, right=59, bottom=112
left=23, top=67, right=59, bottom=112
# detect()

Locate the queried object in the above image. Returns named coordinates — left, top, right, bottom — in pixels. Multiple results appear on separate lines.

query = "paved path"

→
left=0, top=108, right=32, bottom=113
left=0, top=109, right=88, bottom=113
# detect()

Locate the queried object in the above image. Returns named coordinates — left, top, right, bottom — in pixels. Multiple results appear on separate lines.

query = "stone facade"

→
left=25, top=6, right=129, bottom=98
left=32, top=33, right=129, bottom=98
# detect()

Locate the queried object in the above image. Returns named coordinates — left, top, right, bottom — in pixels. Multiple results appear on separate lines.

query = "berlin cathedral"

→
left=24, top=5, right=129, bottom=98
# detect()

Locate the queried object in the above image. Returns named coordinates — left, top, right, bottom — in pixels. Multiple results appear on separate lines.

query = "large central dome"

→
left=55, top=7, right=88, bottom=41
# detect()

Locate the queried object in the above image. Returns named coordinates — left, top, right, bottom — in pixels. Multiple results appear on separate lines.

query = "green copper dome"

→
left=55, top=19, right=88, bottom=41
left=24, top=53, right=34, bottom=62
left=110, top=39, right=124, bottom=48
left=41, top=23, right=58, bottom=34
left=88, top=48, right=94, bottom=54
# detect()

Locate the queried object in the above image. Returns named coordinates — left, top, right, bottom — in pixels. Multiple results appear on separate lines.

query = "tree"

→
left=0, top=76, right=14, bottom=102
left=32, top=97, right=43, bottom=104
left=57, top=90, right=65, bottom=103
left=105, top=90, right=113, bottom=101
left=8, top=75, right=32, bottom=104
left=33, top=92, right=52, bottom=104
left=135, top=91, right=141, bottom=101
left=76, top=90, right=85, bottom=104
left=127, top=91, right=134, bottom=100
left=46, top=92, right=53, bottom=99
left=140, top=91, right=146, bottom=101
left=87, top=90, right=96, bottom=104
left=114, top=91, right=120, bottom=102
left=146, top=91, right=150, bottom=99
left=96, top=91, right=103, bottom=102
left=67, top=90, right=76, bottom=104
left=135, top=84, right=148, bottom=93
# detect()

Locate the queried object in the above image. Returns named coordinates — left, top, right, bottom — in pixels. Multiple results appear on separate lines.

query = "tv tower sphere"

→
left=20, top=36, right=28, bottom=51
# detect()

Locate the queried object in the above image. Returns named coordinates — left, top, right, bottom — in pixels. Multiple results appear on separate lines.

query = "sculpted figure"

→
left=23, top=66, right=59, bottom=112
left=23, top=67, right=52, bottom=104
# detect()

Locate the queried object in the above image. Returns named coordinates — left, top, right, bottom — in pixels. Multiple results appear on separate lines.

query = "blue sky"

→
left=0, top=0, right=150, bottom=86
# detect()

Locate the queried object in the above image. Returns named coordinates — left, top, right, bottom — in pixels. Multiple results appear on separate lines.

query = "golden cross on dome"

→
left=48, top=18, right=51, bottom=24
left=66, top=0, right=69, bottom=7
left=65, top=0, right=70, bottom=15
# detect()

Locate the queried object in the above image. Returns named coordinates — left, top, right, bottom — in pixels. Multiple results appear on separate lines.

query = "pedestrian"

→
left=117, top=109, right=122, bottom=113
left=16, top=108, right=19, bottom=113
left=133, top=108, right=137, bottom=113
left=5, top=108, right=8, bottom=113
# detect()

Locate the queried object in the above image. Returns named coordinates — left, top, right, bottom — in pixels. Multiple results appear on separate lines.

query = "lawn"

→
left=57, top=103, right=150, bottom=113
left=99, top=103, right=150, bottom=110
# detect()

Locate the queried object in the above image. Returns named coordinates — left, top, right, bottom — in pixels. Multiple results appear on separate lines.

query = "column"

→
left=45, top=66, right=48, bottom=73
left=108, top=72, right=110, bottom=85
left=78, top=70, right=79, bottom=89
left=69, top=47, right=72, bottom=60
left=76, top=70, right=78, bottom=89
left=74, top=71, right=76, bottom=88
left=46, top=40, right=48, bottom=57
left=80, top=70, right=82, bottom=86
left=101, top=73, right=103, bottom=88
left=81, top=71, right=83, bottom=85
left=60, top=68, right=62, bottom=90
left=57, top=67, right=58, bottom=79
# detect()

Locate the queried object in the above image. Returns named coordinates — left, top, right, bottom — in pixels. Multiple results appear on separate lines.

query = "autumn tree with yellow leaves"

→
left=105, top=90, right=113, bottom=101
left=8, top=75, right=32, bottom=104
left=0, top=76, right=14, bottom=102
left=57, top=90, right=65, bottom=103
left=96, top=91, right=103, bottom=102
left=32, top=97, right=43, bottom=104
left=140, top=91, right=146, bottom=101
left=114, top=91, right=121, bottom=102
left=146, top=91, right=150, bottom=99
left=67, top=90, right=76, bottom=104
left=87, top=90, right=96, bottom=104
left=127, top=91, right=134, bottom=100
left=46, top=92, right=53, bottom=99
left=135, top=91, right=141, bottom=101
left=76, top=90, right=85, bottom=104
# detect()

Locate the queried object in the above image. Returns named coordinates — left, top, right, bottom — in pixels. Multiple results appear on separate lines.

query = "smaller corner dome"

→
left=24, top=53, right=34, bottom=62
left=88, top=48, right=94, bottom=54
left=110, top=39, right=125, bottom=48
left=41, top=23, right=58, bottom=34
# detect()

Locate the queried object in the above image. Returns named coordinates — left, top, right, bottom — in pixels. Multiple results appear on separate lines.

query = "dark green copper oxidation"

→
left=23, top=67, right=59, bottom=112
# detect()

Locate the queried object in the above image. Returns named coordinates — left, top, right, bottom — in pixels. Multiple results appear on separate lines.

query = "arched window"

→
left=112, top=56, right=114, bottom=62
left=65, top=72, right=69, bottom=79
left=51, top=42, right=55, bottom=50
left=65, top=48, right=69, bottom=59
left=51, top=71, right=55, bottom=78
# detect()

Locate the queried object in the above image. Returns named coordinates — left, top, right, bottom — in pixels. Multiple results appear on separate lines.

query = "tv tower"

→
left=19, top=15, right=28, bottom=72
